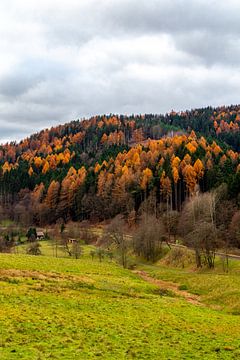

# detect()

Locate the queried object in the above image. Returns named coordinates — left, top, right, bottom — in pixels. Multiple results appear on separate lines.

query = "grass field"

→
left=0, top=248, right=240, bottom=359
left=139, top=251, right=240, bottom=315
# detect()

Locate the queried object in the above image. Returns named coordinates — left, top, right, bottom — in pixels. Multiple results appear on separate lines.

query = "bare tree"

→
left=72, top=241, right=82, bottom=259
left=179, top=192, right=219, bottom=268
left=162, top=210, right=180, bottom=244
left=104, top=216, right=128, bottom=268
left=229, top=211, right=240, bottom=248
left=133, top=215, right=165, bottom=261
left=185, top=221, right=218, bottom=268
left=60, top=237, right=72, bottom=257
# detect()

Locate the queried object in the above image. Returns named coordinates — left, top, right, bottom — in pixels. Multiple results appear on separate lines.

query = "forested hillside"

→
left=1, top=105, right=240, bottom=225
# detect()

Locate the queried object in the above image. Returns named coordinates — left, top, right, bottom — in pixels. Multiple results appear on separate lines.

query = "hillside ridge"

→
left=0, top=104, right=240, bottom=224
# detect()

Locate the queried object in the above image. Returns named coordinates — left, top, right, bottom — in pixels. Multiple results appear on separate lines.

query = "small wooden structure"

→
left=36, top=231, right=44, bottom=240
left=68, top=238, right=77, bottom=244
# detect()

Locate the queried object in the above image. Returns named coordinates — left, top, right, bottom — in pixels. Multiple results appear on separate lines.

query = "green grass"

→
left=139, top=255, right=240, bottom=314
left=0, top=219, right=15, bottom=227
left=16, top=240, right=67, bottom=258
left=16, top=240, right=96, bottom=258
left=0, top=250, right=240, bottom=359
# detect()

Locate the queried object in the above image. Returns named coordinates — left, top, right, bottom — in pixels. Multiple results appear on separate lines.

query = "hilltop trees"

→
left=0, top=107, right=240, bottom=225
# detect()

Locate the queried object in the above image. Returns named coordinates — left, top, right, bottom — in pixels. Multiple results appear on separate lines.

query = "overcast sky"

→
left=0, top=0, right=240, bottom=143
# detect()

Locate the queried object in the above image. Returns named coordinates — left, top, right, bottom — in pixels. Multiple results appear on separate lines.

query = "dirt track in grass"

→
left=133, top=269, right=203, bottom=306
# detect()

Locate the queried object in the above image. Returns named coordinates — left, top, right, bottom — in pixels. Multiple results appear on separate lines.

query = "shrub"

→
left=26, top=242, right=41, bottom=256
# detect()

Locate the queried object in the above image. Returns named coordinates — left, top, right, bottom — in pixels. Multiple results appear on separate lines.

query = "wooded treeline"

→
left=0, top=105, right=240, bottom=231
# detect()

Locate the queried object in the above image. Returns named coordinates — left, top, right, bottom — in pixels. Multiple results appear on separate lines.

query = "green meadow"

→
left=0, top=246, right=240, bottom=359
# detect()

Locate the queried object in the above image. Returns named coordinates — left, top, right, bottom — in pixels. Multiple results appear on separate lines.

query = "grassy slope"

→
left=139, top=256, right=240, bottom=315
left=0, top=249, right=240, bottom=359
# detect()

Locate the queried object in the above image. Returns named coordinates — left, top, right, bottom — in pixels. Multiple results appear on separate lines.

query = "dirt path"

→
left=133, top=270, right=202, bottom=306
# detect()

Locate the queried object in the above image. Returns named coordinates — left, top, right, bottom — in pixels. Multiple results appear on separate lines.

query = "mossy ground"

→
left=0, top=247, right=240, bottom=359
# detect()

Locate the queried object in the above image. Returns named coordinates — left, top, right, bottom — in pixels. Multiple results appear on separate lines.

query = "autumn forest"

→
left=0, top=105, right=240, bottom=231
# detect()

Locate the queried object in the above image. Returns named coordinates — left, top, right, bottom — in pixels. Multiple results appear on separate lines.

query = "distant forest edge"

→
left=0, top=104, right=240, bottom=225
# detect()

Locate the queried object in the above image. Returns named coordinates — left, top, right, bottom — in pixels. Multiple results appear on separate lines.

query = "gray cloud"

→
left=0, top=0, right=240, bottom=142
left=108, top=0, right=240, bottom=35
left=40, top=1, right=240, bottom=42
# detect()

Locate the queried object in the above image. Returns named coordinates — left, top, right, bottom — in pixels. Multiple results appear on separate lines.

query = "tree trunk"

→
left=195, top=248, right=202, bottom=268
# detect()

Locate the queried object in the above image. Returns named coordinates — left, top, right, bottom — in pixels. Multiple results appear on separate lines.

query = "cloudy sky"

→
left=0, top=0, right=240, bottom=142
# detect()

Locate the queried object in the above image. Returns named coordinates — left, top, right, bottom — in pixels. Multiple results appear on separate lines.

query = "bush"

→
left=162, top=247, right=194, bottom=268
left=26, top=242, right=41, bottom=256
left=178, top=284, right=188, bottom=291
